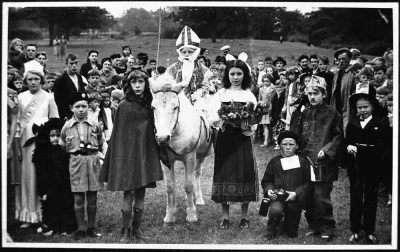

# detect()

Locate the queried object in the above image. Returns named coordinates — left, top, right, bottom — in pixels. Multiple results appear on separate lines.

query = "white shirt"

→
left=68, top=74, right=79, bottom=90
left=355, top=82, right=369, bottom=94
left=360, top=115, right=372, bottom=129
left=104, top=107, right=113, bottom=141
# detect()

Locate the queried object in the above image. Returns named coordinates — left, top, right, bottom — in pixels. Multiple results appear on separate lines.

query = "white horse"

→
left=150, top=74, right=213, bottom=223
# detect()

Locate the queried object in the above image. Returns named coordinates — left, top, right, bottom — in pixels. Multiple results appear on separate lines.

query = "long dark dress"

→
left=33, top=144, right=77, bottom=234
left=212, top=124, right=259, bottom=204
left=99, top=89, right=163, bottom=191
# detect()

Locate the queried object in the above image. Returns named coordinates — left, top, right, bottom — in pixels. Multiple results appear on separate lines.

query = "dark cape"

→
left=99, top=88, right=163, bottom=191
left=33, top=144, right=77, bottom=234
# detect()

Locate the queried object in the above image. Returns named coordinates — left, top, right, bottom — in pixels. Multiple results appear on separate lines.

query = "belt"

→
left=70, top=150, right=98, bottom=156
left=355, top=143, right=376, bottom=147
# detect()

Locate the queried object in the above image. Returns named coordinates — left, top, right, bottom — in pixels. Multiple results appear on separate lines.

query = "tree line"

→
left=8, top=6, right=392, bottom=55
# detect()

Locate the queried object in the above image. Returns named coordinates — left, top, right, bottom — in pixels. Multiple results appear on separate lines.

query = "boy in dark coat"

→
left=345, top=93, right=383, bottom=244
left=32, top=118, right=77, bottom=235
left=261, top=131, right=310, bottom=239
left=293, top=75, right=343, bottom=241
left=270, top=80, right=286, bottom=149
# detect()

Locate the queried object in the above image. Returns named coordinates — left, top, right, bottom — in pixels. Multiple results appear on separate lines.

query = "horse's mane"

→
left=150, top=74, right=187, bottom=94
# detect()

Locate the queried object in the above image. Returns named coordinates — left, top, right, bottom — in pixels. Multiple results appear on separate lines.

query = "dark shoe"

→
left=219, top=219, right=229, bottom=229
left=86, top=228, right=101, bottom=238
left=120, top=227, right=131, bottom=243
left=349, top=233, right=360, bottom=243
left=263, top=233, right=276, bottom=241
left=239, top=218, right=249, bottom=229
left=72, top=230, right=86, bottom=240
left=366, top=234, right=378, bottom=244
left=40, top=225, right=54, bottom=236
left=131, top=227, right=144, bottom=239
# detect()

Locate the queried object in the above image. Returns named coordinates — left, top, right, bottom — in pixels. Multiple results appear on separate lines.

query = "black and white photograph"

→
left=2, top=1, right=398, bottom=249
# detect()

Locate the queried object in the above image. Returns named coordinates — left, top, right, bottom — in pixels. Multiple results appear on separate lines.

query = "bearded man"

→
left=166, top=26, right=212, bottom=103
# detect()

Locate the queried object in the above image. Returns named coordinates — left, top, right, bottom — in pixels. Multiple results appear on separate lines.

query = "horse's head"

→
left=150, top=74, right=187, bottom=146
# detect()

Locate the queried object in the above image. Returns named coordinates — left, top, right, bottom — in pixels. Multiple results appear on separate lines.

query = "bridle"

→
left=153, top=89, right=180, bottom=137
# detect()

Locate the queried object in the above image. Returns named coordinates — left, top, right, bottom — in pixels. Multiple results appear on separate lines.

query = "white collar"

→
left=360, top=115, right=372, bottom=128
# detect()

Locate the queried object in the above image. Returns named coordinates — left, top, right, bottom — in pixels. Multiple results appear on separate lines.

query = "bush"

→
left=162, top=27, right=180, bottom=39
left=133, top=26, right=141, bottom=36
left=361, top=41, right=391, bottom=56
left=9, top=28, right=42, bottom=40
left=287, top=32, right=309, bottom=43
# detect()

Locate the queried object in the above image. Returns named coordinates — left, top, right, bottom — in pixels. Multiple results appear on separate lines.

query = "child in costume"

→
left=33, top=118, right=77, bottom=235
left=293, top=75, right=343, bottom=241
left=346, top=93, right=382, bottom=244
left=99, top=69, right=163, bottom=243
left=60, top=91, right=104, bottom=240
left=261, top=131, right=310, bottom=239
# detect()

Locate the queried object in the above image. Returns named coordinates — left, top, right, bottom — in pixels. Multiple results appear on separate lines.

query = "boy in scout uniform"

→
left=60, top=91, right=104, bottom=240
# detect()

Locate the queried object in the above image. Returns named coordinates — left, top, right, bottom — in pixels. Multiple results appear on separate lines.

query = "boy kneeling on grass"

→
left=60, top=91, right=105, bottom=240
left=261, top=131, right=311, bottom=240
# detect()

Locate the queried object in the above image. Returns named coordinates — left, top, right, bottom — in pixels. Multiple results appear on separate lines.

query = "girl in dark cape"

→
left=100, top=69, right=163, bottom=243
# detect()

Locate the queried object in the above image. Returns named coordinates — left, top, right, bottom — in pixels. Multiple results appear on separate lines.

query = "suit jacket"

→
left=345, top=116, right=381, bottom=179
left=80, top=62, right=102, bottom=79
left=99, top=106, right=116, bottom=130
left=295, top=102, right=343, bottom=182
left=270, top=91, right=286, bottom=121
left=316, top=70, right=334, bottom=103
left=330, top=65, right=355, bottom=137
left=54, top=71, right=86, bottom=121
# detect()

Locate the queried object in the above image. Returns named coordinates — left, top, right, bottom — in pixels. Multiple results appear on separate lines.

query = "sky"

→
left=98, top=2, right=318, bottom=18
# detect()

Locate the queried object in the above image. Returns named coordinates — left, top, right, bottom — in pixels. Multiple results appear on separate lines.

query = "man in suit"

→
left=147, top=59, right=157, bottom=77
left=330, top=48, right=355, bottom=138
left=54, top=53, right=86, bottom=121
left=310, top=54, right=320, bottom=75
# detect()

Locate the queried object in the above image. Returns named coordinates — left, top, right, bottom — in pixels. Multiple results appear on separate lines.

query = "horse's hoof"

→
left=164, top=215, right=175, bottom=224
left=195, top=198, right=205, bottom=205
left=186, top=215, right=198, bottom=223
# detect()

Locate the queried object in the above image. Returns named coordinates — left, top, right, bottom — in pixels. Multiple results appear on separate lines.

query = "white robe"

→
left=16, top=89, right=59, bottom=223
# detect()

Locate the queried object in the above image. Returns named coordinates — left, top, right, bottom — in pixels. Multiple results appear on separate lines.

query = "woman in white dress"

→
left=16, top=68, right=59, bottom=227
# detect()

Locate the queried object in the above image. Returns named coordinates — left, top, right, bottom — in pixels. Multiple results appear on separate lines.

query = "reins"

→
left=153, top=89, right=203, bottom=156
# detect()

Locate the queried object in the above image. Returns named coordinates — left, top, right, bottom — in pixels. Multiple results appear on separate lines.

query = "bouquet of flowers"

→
left=217, top=100, right=266, bottom=126
left=255, top=101, right=270, bottom=116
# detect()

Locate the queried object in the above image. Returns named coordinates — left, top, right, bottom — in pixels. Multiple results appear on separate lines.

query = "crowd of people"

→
left=6, top=25, right=394, bottom=245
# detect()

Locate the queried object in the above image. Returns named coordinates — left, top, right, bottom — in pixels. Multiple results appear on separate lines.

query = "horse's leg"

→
left=194, top=156, right=205, bottom=205
left=183, top=154, right=197, bottom=222
left=162, top=162, right=176, bottom=224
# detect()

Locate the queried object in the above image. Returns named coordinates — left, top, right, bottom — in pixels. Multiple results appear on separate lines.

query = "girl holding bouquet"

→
left=208, top=60, right=260, bottom=229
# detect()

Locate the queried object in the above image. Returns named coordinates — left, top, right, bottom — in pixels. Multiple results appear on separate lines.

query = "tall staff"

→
left=156, top=7, right=162, bottom=70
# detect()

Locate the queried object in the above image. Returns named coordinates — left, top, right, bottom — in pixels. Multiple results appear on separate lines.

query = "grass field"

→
left=6, top=36, right=393, bottom=248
